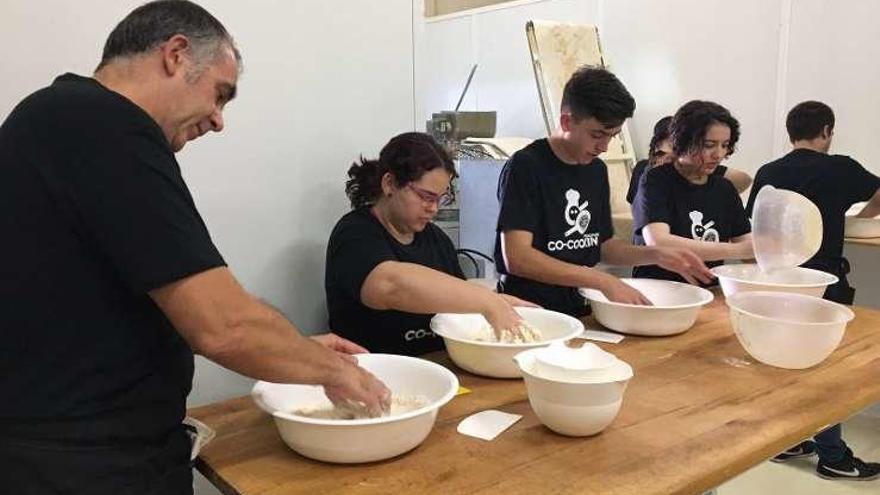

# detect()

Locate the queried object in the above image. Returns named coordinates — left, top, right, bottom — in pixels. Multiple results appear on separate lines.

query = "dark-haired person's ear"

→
left=160, top=34, right=192, bottom=78
left=559, top=112, right=572, bottom=132
left=380, top=172, right=395, bottom=197
left=822, top=125, right=833, bottom=140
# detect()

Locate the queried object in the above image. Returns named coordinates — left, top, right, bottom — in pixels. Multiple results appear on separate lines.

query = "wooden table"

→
left=846, top=236, right=880, bottom=247
left=189, top=297, right=880, bottom=495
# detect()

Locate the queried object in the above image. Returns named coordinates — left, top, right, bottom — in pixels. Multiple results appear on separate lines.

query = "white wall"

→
left=601, top=0, right=783, bottom=176
left=417, top=0, right=783, bottom=175
left=784, top=0, right=880, bottom=175
left=415, top=0, right=599, bottom=138
left=413, top=0, right=880, bottom=181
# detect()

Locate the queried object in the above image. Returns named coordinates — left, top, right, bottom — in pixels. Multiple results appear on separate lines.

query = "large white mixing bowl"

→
left=251, top=354, right=458, bottom=463
left=726, top=291, right=854, bottom=369
left=430, top=307, right=584, bottom=378
left=579, top=278, right=713, bottom=336
left=514, top=348, right=633, bottom=436
left=711, top=264, right=837, bottom=298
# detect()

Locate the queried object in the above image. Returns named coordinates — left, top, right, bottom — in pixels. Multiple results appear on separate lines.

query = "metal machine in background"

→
left=427, top=63, right=515, bottom=276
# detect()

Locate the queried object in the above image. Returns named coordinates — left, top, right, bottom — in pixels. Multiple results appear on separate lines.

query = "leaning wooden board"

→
left=188, top=295, right=880, bottom=495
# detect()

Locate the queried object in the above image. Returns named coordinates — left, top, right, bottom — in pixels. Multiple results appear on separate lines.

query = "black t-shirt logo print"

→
left=689, top=210, right=719, bottom=242
left=564, top=189, right=592, bottom=237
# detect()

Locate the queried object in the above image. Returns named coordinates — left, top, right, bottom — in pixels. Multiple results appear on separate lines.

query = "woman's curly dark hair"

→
left=670, top=100, right=740, bottom=158
left=345, top=132, right=456, bottom=209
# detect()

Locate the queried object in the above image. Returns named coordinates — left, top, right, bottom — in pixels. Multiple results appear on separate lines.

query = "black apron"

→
left=804, top=257, right=855, bottom=305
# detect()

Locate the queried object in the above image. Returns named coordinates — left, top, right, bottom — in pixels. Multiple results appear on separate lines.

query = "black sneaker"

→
left=772, top=440, right=817, bottom=463
left=817, top=449, right=880, bottom=481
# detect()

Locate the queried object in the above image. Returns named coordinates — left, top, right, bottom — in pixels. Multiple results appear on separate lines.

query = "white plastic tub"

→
left=514, top=347, right=633, bottom=436
left=726, top=291, right=854, bottom=369
left=579, top=278, right=713, bottom=336
left=430, top=307, right=583, bottom=378
left=752, top=185, right=823, bottom=271
left=711, top=264, right=837, bottom=298
left=845, top=202, right=880, bottom=238
left=251, top=354, right=458, bottom=463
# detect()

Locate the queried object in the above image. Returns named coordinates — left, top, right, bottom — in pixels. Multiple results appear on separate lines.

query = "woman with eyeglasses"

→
left=626, top=116, right=752, bottom=206
left=631, top=101, right=754, bottom=284
left=325, top=132, right=531, bottom=356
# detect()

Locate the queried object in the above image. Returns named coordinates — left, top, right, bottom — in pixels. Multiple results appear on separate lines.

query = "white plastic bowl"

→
left=711, top=264, right=838, bottom=298
left=752, top=185, right=823, bottom=271
left=845, top=202, right=880, bottom=238
left=251, top=354, right=458, bottom=463
left=533, top=341, right=618, bottom=381
left=430, top=307, right=584, bottom=378
left=726, top=291, right=854, bottom=369
left=514, top=348, right=633, bottom=436
left=578, top=278, right=714, bottom=336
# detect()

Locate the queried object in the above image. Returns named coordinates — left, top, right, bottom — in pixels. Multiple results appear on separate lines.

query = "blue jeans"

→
left=815, top=423, right=847, bottom=463
left=808, top=258, right=852, bottom=464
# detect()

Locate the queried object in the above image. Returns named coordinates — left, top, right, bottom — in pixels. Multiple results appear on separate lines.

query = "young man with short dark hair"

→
left=495, top=67, right=712, bottom=317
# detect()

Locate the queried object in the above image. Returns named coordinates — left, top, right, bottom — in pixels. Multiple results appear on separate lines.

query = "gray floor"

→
left=720, top=404, right=880, bottom=494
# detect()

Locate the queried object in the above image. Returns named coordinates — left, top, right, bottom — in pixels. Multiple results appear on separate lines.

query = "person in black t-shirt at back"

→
left=495, top=67, right=713, bottom=317
left=0, top=2, right=389, bottom=493
left=747, top=101, right=880, bottom=305
left=626, top=115, right=752, bottom=206
left=326, top=133, right=533, bottom=356
left=745, top=101, right=880, bottom=481
left=632, top=101, right=754, bottom=284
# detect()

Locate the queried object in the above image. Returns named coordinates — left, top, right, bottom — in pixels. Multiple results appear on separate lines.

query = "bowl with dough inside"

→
left=579, top=279, right=714, bottom=336
left=251, top=353, right=458, bottom=463
left=711, top=263, right=838, bottom=298
left=430, top=307, right=584, bottom=378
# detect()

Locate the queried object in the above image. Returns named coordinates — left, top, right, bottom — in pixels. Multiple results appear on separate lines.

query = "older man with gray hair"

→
left=0, top=1, right=389, bottom=493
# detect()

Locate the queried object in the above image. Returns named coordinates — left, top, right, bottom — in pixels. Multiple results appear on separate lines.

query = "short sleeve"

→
left=724, top=181, right=752, bottom=238
left=497, top=155, right=540, bottom=234
left=67, top=131, right=224, bottom=293
left=326, top=214, right=398, bottom=302
left=744, top=169, right=765, bottom=218
left=626, top=160, right=648, bottom=204
left=842, top=157, right=880, bottom=203
left=598, top=162, right=614, bottom=242
left=632, top=168, right=673, bottom=234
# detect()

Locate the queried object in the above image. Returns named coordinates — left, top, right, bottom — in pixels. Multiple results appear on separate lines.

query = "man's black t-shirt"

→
left=626, top=159, right=728, bottom=204
left=0, top=74, right=225, bottom=443
left=494, top=139, right=613, bottom=317
left=325, top=208, right=464, bottom=356
left=746, top=149, right=880, bottom=269
left=632, top=164, right=751, bottom=282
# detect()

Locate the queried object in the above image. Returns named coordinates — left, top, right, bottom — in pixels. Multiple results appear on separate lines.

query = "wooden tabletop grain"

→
left=188, top=295, right=880, bottom=495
